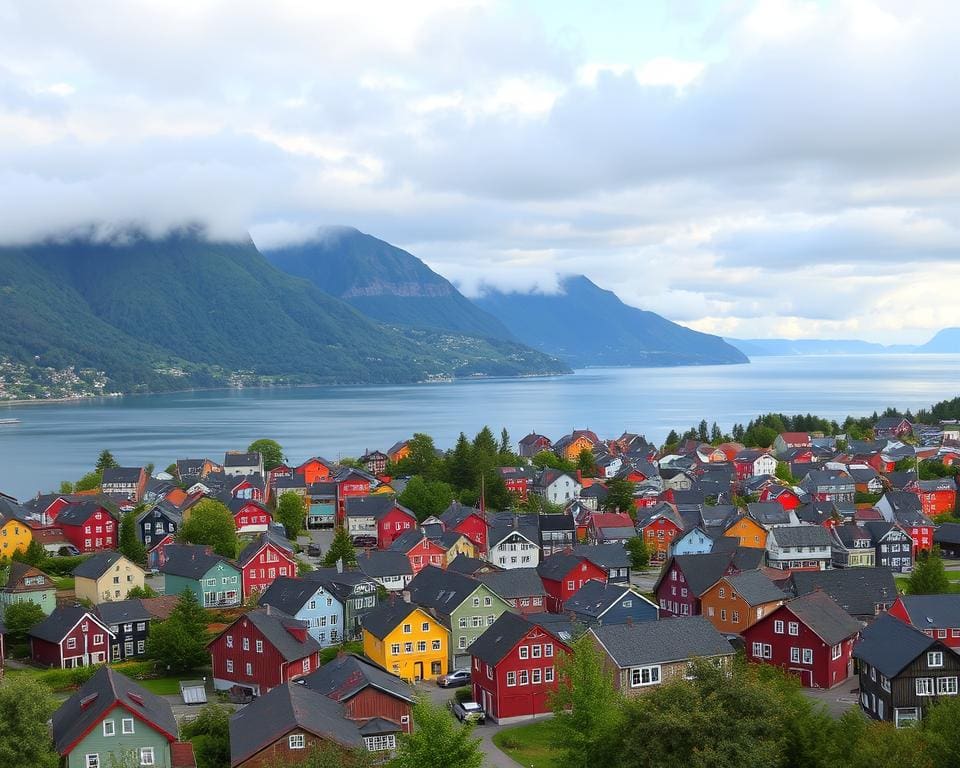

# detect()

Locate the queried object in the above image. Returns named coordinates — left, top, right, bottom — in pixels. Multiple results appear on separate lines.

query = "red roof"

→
left=171, top=741, right=197, bottom=768
left=779, top=432, right=810, bottom=444
left=590, top=512, right=633, bottom=529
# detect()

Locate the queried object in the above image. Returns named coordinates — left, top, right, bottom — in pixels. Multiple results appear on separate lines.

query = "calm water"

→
left=1, top=354, right=958, bottom=499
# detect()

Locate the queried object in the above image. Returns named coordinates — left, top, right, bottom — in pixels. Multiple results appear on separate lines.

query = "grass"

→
left=895, top=574, right=960, bottom=594
left=493, top=720, right=560, bottom=768
left=54, top=576, right=75, bottom=590
left=134, top=676, right=194, bottom=695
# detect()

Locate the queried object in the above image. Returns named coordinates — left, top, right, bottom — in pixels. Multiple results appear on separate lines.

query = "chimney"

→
left=336, top=557, right=343, bottom=574
left=265, top=604, right=271, bottom=615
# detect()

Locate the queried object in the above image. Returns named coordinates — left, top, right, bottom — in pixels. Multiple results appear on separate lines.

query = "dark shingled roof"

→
left=72, top=551, right=125, bottom=579
left=101, top=467, right=144, bottom=485
left=357, top=550, right=414, bottom=579
left=258, top=577, right=333, bottom=616
left=300, top=653, right=414, bottom=703
left=537, top=552, right=591, bottom=582
left=237, top=530, right=295, bottom=567
left=893, top=595, right=960, bottom=631
left=52, top=666, right=178, bottom=754
left=572, top=543, right=630, bottom=570
left=229, top=683, right=362, bottom=765
left=723, top=571, right=787, bottom=606
left=447, top=554, right=497, bottom=575
left=56, top=499, right=117, bottom=526
left=344, top=495, right=415, bottom=521
left=223, top=452, right=260, bottom=467
left=161, top=544, right=237, bottom=580
left=405, top=566, right=483, bottom=616
left=361, top=601, right=431, bottom=640
left=229, top=607, right=321, bottom=661
left=478, top=568, right=546, bottom=600
left=768, top=526, right=833, bottom=548
left=782, top=591, right=860, bottom=645
left=935, top=523, right=960, bottom=546
left=95, top=599, right=152, bottom=626
left=789, top=567, right=897, bottom=618
left=538, top=514, right=575, bottom=532
left=655, top=553, right=734, bottom=596
left=591, top=616, right=733, bottom=667
left=564, top=581, right=639, bottom=619
left=468, top=611, right=541, bottom=666
left=854, top=613, right=942, bottom=678
left=29, top=606, right=111, bottom=644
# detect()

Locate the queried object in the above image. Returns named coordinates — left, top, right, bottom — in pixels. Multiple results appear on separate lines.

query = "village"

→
left=2, top=410, right=960, bottom=768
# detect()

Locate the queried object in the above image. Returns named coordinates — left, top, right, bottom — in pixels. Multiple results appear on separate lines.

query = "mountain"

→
left=474, top=275, right=748, bottom=367
left=263, top=226, right=513, bottom=340
left=918, top=328, right=960, bottom=353
left=726, top=338, right=897, bottom=356
left=0, top=229, right=568, bottom=394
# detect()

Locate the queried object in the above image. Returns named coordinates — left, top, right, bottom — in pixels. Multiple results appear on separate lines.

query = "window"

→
left=762, top=643, right=772, bottom=659
left=289, top=734, right=306, bottom=749
left=403, top=623, right=411, bottom=634
left=226, top=660, right=234, bottom=672
left=790, top=647, right=800, bottom=663
left=507, top=671, right=517, bottom=686
left=404, top=642, right=413, bottom=653
left=519, top=646, right=529, bottom=659
left=103, top=720, right=115, bottom=737
left=138, top=640, right=145, bottom=654
left=916, top=678, right=934, bottom=696
left=364, top=734, right=397, bottom=752
left=302, top=658, right=311, bottom=673
left=473, top=597, right=480, bottom=607
left=929, top=651, right=944, bottom=668
left=751, top=642, right=763, bottom=658
left=391, top=643, right=401, bottom=655
left=432, top=639, right=441, bottom=650
left=802, top=648, right=813, bottom=665
left=245, top=663, right=253, bottom=675
left=532, top=668, right=542, bottom=684
left=832, top=644, right=842, bottom=660
left=458, top=637, right=467, bottom=649
left=788, top=622, right=799, bottom=636
left=139, top=747, right=155, bottom=766
left=545, top=644, right=554, bottom=658
left=630, top=666, right=661, bottom=687
left=937, top=677, right=958, bottom=695
left=532, top=645, right=542, bottom=658
left=67, top=638, right=77, bottom=650
left=85, top=755, right=100, bottom=768
left=519, top=670, right=529, bottom=685
left=732, top=611, right=740, bottom=624
left=422, top=622, right=430, bottom=632
left=718, top=588, right=725, bottom=598
left=417, top=641, right=426, bottom=652
left=459, top=617, right=468, bottom=629
left=545, top=666, right=555, bottom=682
left=242, top=637, right=249, bottom=651
left=122, top=718, right=134, bottom=734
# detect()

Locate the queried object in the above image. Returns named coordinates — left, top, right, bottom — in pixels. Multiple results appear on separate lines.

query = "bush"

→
left=42, top=555, right=92, bottom=576
left=454, top=688, right=473, bottom=704
left=9, top=642, right=29, bottom=659
left=112, top=660, right=158, bottom=679
left=318, top=641, right=364, bottom=666
left=38, top=664, right=101, bottom=691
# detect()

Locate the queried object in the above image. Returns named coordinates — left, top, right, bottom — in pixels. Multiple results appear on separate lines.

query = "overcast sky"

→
left=2, top=0, right=958, bottom=343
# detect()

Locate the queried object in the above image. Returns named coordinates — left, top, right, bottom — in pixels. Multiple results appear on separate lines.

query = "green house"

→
left=52, top=666, right=184, bottom=768
left=0, top=562, right=58, bottom=616
left=160, top=544, right=241, bottom=608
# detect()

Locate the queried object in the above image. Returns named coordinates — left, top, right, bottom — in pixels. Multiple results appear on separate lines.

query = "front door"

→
left=414, top=662, right=424, bottom=681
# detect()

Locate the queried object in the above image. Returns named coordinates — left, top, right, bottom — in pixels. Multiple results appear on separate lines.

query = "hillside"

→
left=727, top=338, right=896, bottom=356
left=918, top=328, right=960, bottom=353
left=0, top=229, right=568, bottom=395
left=475, top=275, right=748, bottom=367
left=263, top=227, right=513, bottom=340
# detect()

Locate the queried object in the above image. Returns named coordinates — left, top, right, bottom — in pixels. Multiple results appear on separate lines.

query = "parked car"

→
left=450, top=699, right=485, bottom=724
left=437, top=668, right=471, bottom=688
left=307, top=544, right=322, bottom=558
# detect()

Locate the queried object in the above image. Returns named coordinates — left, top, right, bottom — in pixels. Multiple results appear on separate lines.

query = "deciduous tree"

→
left=322, top=526, right=357, bottom=567
left=390, top=698, right=483, bottom=768
left=247, top=439, right=284, bottom=471
left=602, top=478, right=635, bottom=514
left=119, top=509, right=147, bottom=565
left=276, top=491, right=305, bottom=539
left=625, top=536, right=650, bottom=569
left=398, top=476, right=454, bottom=523
left=908, top=546, right=950, bottom=595
left=178, top=499, right=238, bottom=558
left=0, top=674, right=60, bottom=768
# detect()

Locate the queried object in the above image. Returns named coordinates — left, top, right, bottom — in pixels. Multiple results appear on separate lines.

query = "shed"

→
left=180, top=679, right=208, bottom=705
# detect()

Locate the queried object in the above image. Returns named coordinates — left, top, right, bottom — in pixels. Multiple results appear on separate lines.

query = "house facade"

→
left=362, top=602, right=448, bottom=682
left=97, top=599, right=152, bottom=661
left=161, top=545, right=242, bottom=608
left=239, top=533, right=297, bottom=599
left=537, top=552, right=608, bottom=613
left=0, top=562, right=57, bottom=615
left=765, top=526, right=833, bottom=571
left=258, top=577, right=345, bottom=648
left=700, top=571, right=786, bottom=636
left=73, top=552, right=146, bottom=604
left=29, top=606, right=114, bottom=668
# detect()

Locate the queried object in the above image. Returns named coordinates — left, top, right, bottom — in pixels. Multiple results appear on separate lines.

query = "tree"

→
left=602, top=478, right=636, bottom=514
left=126, top=584, right=158, bottom=599
left=551, top=633, right=624, bottom=768
left=0, top=674, right=60, bottom=768
left=908, top=547, right=950, bottom=595
left=447, top=433, right=477, bottom=491
left=322, top=526, right=357, bottom=567
left=119, top=510, right=147, bottom=565
left=398, top=476, right=454, bottom=523
left=923, top=696, right=960, bottom=765
left=404, top=433, right=442, bottom=478
left=248, top=439, right=284, bottom=471
left=74, top=470, right=103, bottom=492
left=710, top=422, right=723, bottom=443
left=13, top=539, right=47, bottom=567
left=2, top=601, right=45, bottom=641
left=775, top=461, right=795, bottom=484
left=276, top=492, right=305, bottom=539
left=96, top=449, right=119, bottom=472
left=146, top=589, right=209, bottom=673
left=625, top=537, right=650, bottom=570
left=390, top=698, right=483, bottom=768
left=499, top=427, right=512, bottom=456
left=744, top=425, right=778, bottom=448
left=58, top=480, right=74, bottom=494
left=576, top=448, right=596, bottom=477
left=178, top=498, right=238, bottom=558
left=180, top=703, right=233, bottom=768
left=697, top=419, right=709, bottom=442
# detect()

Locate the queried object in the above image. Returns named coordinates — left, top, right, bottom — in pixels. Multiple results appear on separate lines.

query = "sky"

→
left=1, top=0, right=959, bottom=344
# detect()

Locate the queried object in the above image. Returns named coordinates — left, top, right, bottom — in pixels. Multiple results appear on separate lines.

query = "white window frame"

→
left=85, top=755, right=100, bottom=768
left=630, top=665, right=661, bottom=687
left=121, top=718, right=134, bottom=735
left=937, top=676, right=958, bottom=695
left=102, top=720, right=115, bottom=737
left=916, top=677, right=934, bottom=696
left=928, top=651, right=944, bottom=668
left=289, top=734, right=306, bottom=749
left=139, top=747, right=155, bottom=766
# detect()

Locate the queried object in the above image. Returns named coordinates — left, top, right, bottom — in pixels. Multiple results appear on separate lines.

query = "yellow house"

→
left=0, top=513, right=32, bottom=557
left=73, top=551, right=146, bottom=604
left=363, top=602, right=448, bottom=682
left=559, top=435, right=594, bottom=462
left=723, top=515, right=768, bottom=549
left=442, top=533, right=476, bottom=566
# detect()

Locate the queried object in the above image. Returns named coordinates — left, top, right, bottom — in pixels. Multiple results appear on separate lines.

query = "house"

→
left=227, top=682, right=383, bottom=768
left=591, top=616, right=734, bottom=696
left=56, top=500, right=118, bottom=553
left=345, top=495, right=416, bottom=548
left=468, top=612, right=571, bottom=723
left=404, top=565, right=512, bottom=669
left=386, top=440, right=411, bottom=463
left=357, top=550, right=414, bottom=592
left=572, top=543, right=631, bottom=585
left=875, top=417, right=913, bottom=439
left=765, top=525, right=833, bottom=571
left=773, top=432, right=811, bottom=456
left=498, top=466, right=535, bottom=500
left=743, top=591, right=860, bottom=688
left=294, top=457, right=334, bottom=485
left=362, top=601, right=448, bottom=681
left=0, top=498, right=32, bottom=557
left=29, top=605, right=114, bottom=668
left=722, top=513, right=768, bottom=549
left=147, top=533, right=177, bottom=571
left=588, top=512, right=635, bottom=545
left=238, top=531, right=297, bottom=599
left=635, top=503, right=684, bottom=563
left=209, top=606, right=323, bottom=696
left=52, top=667, right=187, bottom=768
left=303, top=568, right=379, bottom=640
left=669, top=526, right=715, bottom=557
left=801, top=470, right=856, bottom=505
left=876, top=492, right=935, bottom=555
left=906, top=478, right=957, bottom=519
left=535, top=469, right=582, bottom=506
left=96, top=599, right=152, bottom=661
left=359, top=450, right=389, bottom=476
left=137, top=501, right=182, bottom=549
left=789, top=567, right=898, bottom=621
left=862, top=521, right=914, bottom=573
left=331, top=468, right=376, bottom=520
left=478, top=568, right=547, bottom=615
left=390, top=531, right=446, bottom=574
left=537, top=552, right=608, bottom=613
left=579, top=482, right=610, bottom=511
left=539, top=513, right=576, bottom=557
left=564, top=581, right=658, bottom=627
left=301, top=652, right=415, bottom=734
left=258, top=577, right=345, bottom=648
left=700, top=570, right=787, bottom=636
left=849, top=467, right=884, bottom=495
left=488, top=513, right=541, bottom=570
left=934, top=522, right=960, bottom=558
left=594, top=454, right=623, bottom=479
left=518, top=432, right=552, bottom=458
left=553, top=429, right=599, bottom=461
left=0, top=561, right=57, bottom=615
left=224, top=498, right=272, bottom=535
left=760, top=484, right=803, bottom=512
left=100, top=466, right=149, bottom=503
left=160, top=544, right=242, bottom=608
left=733, top=449, right=778, bottom=480
left=73, top=552, right=146, bottom=604
left=224, top=451, right=264, bottom=478
left=304, top=481, right=337, bottom=529
left=830, top=523, right=877, bottom=568
left=889, top=595, right=960, bottom=648
left=654, top=549, right=764, bottom=618
left=854, top=613, right=960, bottom=726
left=439, top=501, right=489, bottom=554
left=747, top=502, right=798, bottom=528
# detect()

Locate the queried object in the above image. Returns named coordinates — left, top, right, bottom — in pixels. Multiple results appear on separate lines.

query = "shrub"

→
left=454, top=688, right=473, bottom=704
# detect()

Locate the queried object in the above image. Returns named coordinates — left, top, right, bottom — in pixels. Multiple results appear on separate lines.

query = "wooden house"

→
left=73, top=551, right=145, bottom=604
left=537, top=551, right=607, bottom=613
left=700, top=570, right=787, bottom=636
left=361, top=601, right=448, bottom=682
left=239, top=531, right=298, bottom=599
left=29, top=606, right=114, bottom=668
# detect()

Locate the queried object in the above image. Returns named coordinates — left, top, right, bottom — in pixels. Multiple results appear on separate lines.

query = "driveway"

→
left=801, top=681, right=859, bottom=719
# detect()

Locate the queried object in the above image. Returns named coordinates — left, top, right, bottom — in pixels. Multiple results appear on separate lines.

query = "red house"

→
left=28, top=606, right=114, bottom=668
left=295, top=457, right=333, bottom=485
left=469, top=612, right=570, bottom=723
left=389, top=532, right=446, bottom=574
left=498, top=467, right=534, bottom=502
left=888, top=595, right=960, bottom=648
left=654, top=552, right=754, bottom=618
left=743, top=591, right=860, bottom=689
left=227, top=498, right=272, bottom=534
left=56, top=500, right=118, bottom=553
left=209, top=606, right=323, bottom=696
left=536, top=552, right=607, bottom=613
left=332, top=469, right=374, bottom=521
left=439, top=501, right=490, bottom=554
left=906, top=479, right=957, bottom=519
left=239, top=532, right=298, bottom=599
left=760, top=485, right=802, bottom=512
left=227, top=476, right=265, bottom=502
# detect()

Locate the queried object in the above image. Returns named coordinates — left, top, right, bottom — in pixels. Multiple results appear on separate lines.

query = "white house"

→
left=765, top=526, right=833, bottom=571
left=535, top=470, right=582, bottom=506
left=488, top=515, right=541, bottom=570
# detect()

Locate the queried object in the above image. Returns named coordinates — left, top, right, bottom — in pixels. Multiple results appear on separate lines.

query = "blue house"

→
left=564, top=581, right=659, bottom=627
left=669, top=526, right=714, bottom=557
left=257, top=576, right=346, bottom=648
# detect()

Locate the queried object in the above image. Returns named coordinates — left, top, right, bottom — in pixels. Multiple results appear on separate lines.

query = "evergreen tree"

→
left=447, top=433, right=477, bottom=491
left=405, top=433, right=441, bottom=478
left=697, top=420, right=709, bottom=442
left=625, top=536, right=650, bottom=569
left=710, top=422, right=723, bottom=443
left=119, top=509, right=147, bottom=566
left=472, top=426, right=499, bottom=461
left=390, top=698, right=483, bottom=768
left=499, top=427, right=511, bottom=456
left=96, top=449, right=119, bottom=472
left=322, top=527, right=357, bottom=567
left=908, top=547, right=950, bottom=595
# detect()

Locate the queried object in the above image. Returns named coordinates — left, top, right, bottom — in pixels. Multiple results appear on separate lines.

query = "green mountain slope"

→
left=475, top=275, right=748, bottom=368
left=0, top=229, right=567, bottom=393
left=263, top=226, right=514, bottom=340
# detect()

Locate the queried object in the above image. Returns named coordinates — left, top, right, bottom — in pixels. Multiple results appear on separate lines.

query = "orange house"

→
left=295, top=457, right=332, bottom=485
left=723, top=515, right=768, bottom=549
left=387, top=440, right=411, bottom=464
left=555, top=431, right=598, bottom=462
left=700, top=571, right=787, bottom=636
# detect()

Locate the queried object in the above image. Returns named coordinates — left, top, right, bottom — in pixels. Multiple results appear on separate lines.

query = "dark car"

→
left=437, top=669, right=471, bottom=688
left=307, top=544, right=322, bottom=557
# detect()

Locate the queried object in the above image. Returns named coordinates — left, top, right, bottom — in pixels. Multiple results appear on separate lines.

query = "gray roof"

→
left=656, top=552, right=735, bottom=596
left=357, top=550, right=414, bottom=579
left=565, top=581, right=637, bottom=619
left=405, top=566, right=481, bottom=617
left=56, top=499, right=118, bottom=526
left=935, top=523, right=960, bottom=546
left=768, top=526, right=833, bottom=548
left=72, top=551, right=126, bottom=579
left=723, top=571, right=787, bottom=606
left=439, top=501, right=484, bottom=529
left=238, top=530, right=295, bottom=567
left=361, top=600, right=430, bottom=640
left=447, top=555, right=496, bottom=575
left=853, top=613, right=942, bottom=678
left=893, top=595, right=960, bottom=630
left=488, top=513, right=540, bottom=549
left=29, top=606, right=112, bottom=644
left=478, top=568, right=546, bottom=600
left=241, top=607, right=322, bottom=661
left=95, top=599, right=152, bottom=625
left=258, top=577, right=332, bottom=615
left=101, top=467, right=144, bottom=485
left=468, top=611, right=545, bottom=665
left=591, top=616, right=733, bottom=668
left=789, top=567, right=897, bottom=618
left=224, top=451, right=260, bottom=467
left=538, top=552, right=592, bottom=582
left=782, top=591, right=860, bottom=645
left=344, top=495, right=414, bottom=521
left=160, top=544, right=238, bottom=580
left=300, top=652, right=413, bottom=704
left=571, top=543, right=630, bottom=570
left=52, top=667, right=177, bottom=754
left=747, top=502, right=793, bottom=526
left=229, top=683, right=362, bottom=765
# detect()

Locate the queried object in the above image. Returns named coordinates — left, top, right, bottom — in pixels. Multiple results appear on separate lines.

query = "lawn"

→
left=134, top=676, right=196, bottom=695
left=54, top=576, right=75, bottom=590
left=493, top=719, right=561, bottom=768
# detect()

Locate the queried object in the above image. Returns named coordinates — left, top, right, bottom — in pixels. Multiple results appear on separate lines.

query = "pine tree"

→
left=698, top=420, right=710, bottom=442
left=908, top=547, right=950, bottom=595
left=119, top=510, right=147, bottom=565
left=323, top=526, right=357, bottom=567
left=448, top=433, right=476, bottom=491
left=95, top=449, right=119, bottom=472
